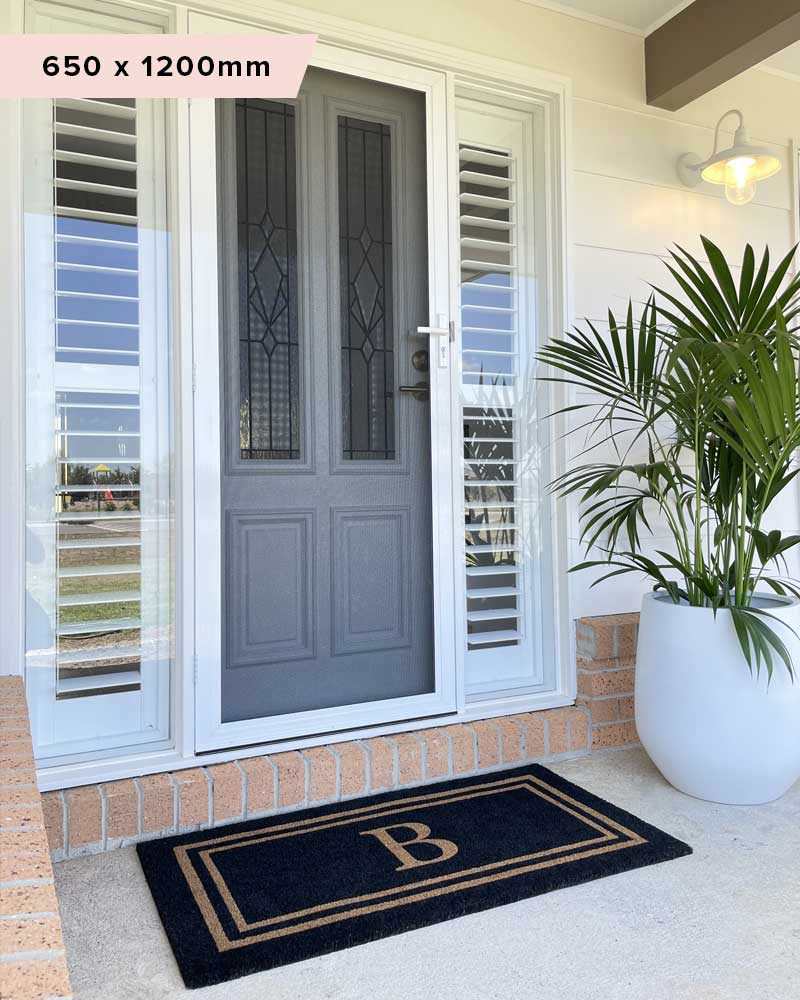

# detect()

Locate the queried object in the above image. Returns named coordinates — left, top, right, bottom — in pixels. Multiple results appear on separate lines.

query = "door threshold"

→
left=194, top=710, right=462, bottom=758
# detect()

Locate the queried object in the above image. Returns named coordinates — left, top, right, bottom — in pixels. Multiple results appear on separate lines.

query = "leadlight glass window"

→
left=338, top=116, right=396, bottom=461
left=236, top=99, right=300, bottom=460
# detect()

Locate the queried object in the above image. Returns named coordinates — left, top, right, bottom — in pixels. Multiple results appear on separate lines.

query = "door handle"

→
left=398, top=382, right=430, bottom=401
left=417, top=320, right=454, bottom=369
left=416, top=320, right=455, bottom=342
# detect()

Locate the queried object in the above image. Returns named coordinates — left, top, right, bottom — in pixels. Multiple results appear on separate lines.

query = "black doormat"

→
left=137, top=764, right=691, bottom=989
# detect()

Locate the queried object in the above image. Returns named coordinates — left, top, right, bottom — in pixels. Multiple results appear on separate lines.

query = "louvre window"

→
left=52, top=98, right=146, bottom=703
left=459, top=145, right=521, bottom=651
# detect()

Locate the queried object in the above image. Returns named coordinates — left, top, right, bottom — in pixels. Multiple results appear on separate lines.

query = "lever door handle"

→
left=417, top=322, right=455, bottom=342
left=398, top=382, right=430, bottom=401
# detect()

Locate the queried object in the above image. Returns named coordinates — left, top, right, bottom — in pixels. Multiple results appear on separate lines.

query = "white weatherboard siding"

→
left=569, top=94, right=797, bottom=614
left=285, top=0, right=800, bottom=616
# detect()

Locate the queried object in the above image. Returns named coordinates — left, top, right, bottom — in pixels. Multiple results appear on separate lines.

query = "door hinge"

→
left=193, top=653, right=199, bottom=684
left=191, top=361, right=197, bottom=394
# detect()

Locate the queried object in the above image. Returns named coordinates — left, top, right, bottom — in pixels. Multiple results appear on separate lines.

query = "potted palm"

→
left=539, top=238, right=800, bottom=804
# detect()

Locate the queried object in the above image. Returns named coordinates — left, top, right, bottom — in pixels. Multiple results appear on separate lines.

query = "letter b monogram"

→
left=360, top=822, right=459, bottom=871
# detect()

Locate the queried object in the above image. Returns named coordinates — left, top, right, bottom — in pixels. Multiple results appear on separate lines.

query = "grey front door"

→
left=216, top=69, right=435, bottom=725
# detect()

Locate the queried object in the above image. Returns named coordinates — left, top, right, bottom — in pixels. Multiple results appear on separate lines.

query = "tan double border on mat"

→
left=174, top=773, right=646, bottom=952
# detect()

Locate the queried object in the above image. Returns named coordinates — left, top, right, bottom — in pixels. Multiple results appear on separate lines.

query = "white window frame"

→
left=455, top=94, right=552, bottom=698
left=0, top=0, right=574, bottom=790
left=22, top=91, right=174, bottom=763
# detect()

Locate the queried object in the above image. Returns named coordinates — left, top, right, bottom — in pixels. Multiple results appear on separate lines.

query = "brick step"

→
left=0, top=676, right=72, bottom=1000
left=576, top=612, right=641, bottom=752
left=42, top=707, right=591, bottom=859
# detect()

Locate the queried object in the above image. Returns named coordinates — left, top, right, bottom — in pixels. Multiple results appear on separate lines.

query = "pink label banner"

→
left=0, top=33, right=316, bottom=98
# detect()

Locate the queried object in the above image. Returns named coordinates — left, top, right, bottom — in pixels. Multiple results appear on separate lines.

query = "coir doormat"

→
left=138, top=764, right=691, bottom=988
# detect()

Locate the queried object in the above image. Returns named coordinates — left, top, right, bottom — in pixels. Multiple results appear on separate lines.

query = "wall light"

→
left=677, top=109, right=781, bottom=206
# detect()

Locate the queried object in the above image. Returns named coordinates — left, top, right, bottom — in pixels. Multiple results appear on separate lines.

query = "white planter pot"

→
left=635, top=592, right=800, bottom=805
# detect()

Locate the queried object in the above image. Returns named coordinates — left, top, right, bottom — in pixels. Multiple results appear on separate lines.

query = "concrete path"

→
left=54, top=749, right=800, bottom=1000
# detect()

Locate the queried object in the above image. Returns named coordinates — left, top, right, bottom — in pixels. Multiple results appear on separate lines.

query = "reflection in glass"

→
left=55, top=392, right=143, bottom=698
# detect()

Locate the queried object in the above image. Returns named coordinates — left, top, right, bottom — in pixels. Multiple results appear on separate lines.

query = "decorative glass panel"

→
left=338, top=116, right=395, bottom=461
left=236, top=99, right=299, bottom=460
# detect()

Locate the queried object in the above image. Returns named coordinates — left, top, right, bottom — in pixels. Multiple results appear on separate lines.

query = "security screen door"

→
left=210, top=66, right=451, bottom=737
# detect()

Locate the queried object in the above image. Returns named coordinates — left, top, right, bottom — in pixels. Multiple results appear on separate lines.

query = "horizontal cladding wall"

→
left=569, top=97, right=797, bottom=617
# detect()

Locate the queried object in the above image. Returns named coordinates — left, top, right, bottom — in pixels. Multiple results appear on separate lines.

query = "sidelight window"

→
left=457, top=95, right=552, bottom=698
left=24, top=93, right=173, bottom=763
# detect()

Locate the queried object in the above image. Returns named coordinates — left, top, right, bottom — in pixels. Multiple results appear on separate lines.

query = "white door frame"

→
left=191, top=36, right=459, bottom=752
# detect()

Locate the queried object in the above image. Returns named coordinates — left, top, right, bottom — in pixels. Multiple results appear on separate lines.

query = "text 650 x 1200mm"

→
left=42, top=55, right=271, bottom=78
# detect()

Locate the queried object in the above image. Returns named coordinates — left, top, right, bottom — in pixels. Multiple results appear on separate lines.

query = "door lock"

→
left=411, top=349, right=429, bottom=372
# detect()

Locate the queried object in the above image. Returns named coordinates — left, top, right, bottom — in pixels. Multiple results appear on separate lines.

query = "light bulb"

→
left=725, top=182, right=756, bottom=205
left=724, top=155, right=756, bottom=206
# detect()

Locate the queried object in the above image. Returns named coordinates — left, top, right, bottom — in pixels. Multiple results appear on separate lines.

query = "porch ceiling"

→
left=528, top=2, right=800, bottom=92
left=519, top=1, right=693, bottom=34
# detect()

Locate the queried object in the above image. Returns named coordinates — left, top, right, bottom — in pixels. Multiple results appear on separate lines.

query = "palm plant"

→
left=538, top=237, right=800, bottom=678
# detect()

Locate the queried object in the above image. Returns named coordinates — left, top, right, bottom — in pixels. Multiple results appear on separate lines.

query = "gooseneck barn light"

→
left=677, top=109, right=781, bottom=206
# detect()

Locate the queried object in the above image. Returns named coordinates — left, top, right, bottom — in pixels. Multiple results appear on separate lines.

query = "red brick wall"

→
left=41, top=707, right=591, bottom=860
left=0, top=676, right=71, bottom=1000
left=576, top=613, right=640, bottom=750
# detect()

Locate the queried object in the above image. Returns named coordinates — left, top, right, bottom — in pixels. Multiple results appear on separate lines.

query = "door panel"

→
left=331, top=506, right=412, bottom=654
left=225, top=510, right=315, bottom=667
left=217, top=69, right=434, bottom=724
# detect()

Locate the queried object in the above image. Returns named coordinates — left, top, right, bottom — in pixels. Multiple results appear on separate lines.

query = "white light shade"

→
left=677, top=111, right=782, bottom=207
left=700, top=148, right=781, bottom=186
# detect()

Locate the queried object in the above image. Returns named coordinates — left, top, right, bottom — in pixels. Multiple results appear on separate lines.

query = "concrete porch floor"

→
left=54, top=748, right=800, bottom=1000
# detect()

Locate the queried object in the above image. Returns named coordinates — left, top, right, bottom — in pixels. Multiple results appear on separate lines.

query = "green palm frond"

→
left=538, top=238, right=800, bottom=677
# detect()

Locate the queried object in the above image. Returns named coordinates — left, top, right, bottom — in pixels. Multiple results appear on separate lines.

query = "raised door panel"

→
left=225, top=511, right=315, bottom=667
left=331, top=507, right=411, bottom=655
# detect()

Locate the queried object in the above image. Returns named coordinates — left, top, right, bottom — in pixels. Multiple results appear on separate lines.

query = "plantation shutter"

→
left=457, top=97, right=552, bottom=698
